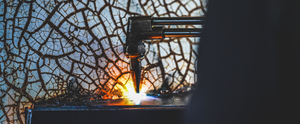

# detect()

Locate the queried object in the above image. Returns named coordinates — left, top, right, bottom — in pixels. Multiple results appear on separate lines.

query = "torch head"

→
left=124, top=17, right=150, bottom=93
left=124, top=16, right=163, bottom=93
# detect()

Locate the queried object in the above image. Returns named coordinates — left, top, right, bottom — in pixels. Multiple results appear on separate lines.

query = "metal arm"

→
left=125, top=16, right=204, bottom=93
left=152, top=17, right=204, bottom=25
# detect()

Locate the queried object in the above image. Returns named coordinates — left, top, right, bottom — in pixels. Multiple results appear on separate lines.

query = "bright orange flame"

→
left=118, top=77, right=149, bottom=105
left=118, top=76, right=147, bottom=95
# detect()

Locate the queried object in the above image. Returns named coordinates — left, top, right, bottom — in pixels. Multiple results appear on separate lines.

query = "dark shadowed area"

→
left=186, top=0, right=300, bottom=124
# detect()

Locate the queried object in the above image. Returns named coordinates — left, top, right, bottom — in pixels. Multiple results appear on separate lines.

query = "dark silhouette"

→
left=185, top=0, right=300, bottom=124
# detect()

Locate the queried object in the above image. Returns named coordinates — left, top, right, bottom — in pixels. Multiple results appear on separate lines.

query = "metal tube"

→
left=152, top=17, right=204, bottom=25
left=163, top=28, right=202, bottom=37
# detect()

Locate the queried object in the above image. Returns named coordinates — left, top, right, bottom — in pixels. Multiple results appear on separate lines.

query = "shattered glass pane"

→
left=0, top=0, right=207, bottom=123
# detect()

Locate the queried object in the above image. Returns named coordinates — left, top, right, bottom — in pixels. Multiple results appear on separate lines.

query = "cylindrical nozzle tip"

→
left=130, top=56, right=141, bottom=94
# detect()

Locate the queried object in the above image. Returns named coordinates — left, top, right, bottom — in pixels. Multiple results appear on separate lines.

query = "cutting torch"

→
left=125, top=16, right=204, bottom=93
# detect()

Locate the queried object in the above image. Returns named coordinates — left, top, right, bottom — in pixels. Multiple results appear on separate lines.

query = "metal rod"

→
left=152, top=17, right=204, bottom=25
left=163, top=28, right=202, bottom=37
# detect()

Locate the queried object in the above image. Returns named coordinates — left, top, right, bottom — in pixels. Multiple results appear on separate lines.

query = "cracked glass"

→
left=0, top=0, right=207, bottom=123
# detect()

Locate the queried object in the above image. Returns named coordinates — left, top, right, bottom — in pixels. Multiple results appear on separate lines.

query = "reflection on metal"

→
left=164, top=29, right=202, bottom=37
left=25, top=108, right=32, bottom=124
left=152, top=17, right=205, bottom=25
left=34, top=93, right=191, bottom=107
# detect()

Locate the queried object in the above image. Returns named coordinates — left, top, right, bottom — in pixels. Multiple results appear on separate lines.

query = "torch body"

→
left=125, top=16, right=204, bottom=93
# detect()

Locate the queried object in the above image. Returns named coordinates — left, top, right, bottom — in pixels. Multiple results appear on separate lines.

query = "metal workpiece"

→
left=125, top=16, right=204, bottom=93
left=26, top=103, right=187, bottom=124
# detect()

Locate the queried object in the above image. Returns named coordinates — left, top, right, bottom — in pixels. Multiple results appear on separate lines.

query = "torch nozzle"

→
left=130, top=56, right=141, bottom=93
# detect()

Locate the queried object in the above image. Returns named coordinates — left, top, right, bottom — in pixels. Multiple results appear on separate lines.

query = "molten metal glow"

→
left=126, top=93, right=148, bottom=105
left=120, top=78, right=153, bottom=105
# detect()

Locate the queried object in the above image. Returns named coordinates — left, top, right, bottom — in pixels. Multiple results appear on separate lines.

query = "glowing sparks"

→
left=126, top=93, right=148, bottom=105
left=118, top=77, right=155, bottom=105
left=122, top=79, right=144, bottom=104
